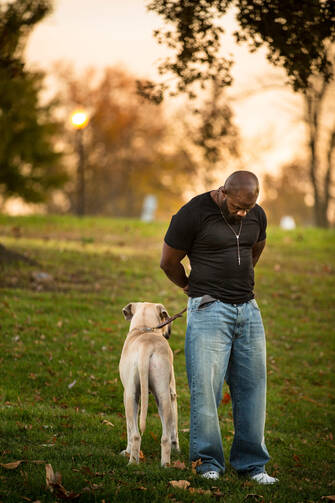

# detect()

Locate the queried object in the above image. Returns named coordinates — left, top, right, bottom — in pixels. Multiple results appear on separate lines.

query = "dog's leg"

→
left=170, top=392, right=180, bottom=452
left=170, top=371, right=180, bottom=452
left=120, top=390, right=132, bottom=457
left=125, top=393, right=141, bottom=464
left=157, top=395, right=172, bottom=467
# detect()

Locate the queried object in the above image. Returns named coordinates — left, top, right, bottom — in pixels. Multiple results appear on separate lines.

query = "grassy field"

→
left=0, top=214, right=334, bottom=503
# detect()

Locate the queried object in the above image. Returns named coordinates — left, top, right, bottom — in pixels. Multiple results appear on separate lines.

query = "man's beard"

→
left=221, top=199, right=242, bottom=224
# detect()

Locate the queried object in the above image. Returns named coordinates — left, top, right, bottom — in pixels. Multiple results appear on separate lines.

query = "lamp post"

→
left=70, top=110, right=89, bottom=216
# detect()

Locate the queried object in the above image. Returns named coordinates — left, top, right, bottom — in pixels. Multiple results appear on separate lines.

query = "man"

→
left=160, top=171, right=278, bottom=484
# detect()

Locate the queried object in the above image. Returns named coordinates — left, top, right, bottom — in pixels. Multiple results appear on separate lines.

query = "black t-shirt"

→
left=164, top=191, right=267, bottom=304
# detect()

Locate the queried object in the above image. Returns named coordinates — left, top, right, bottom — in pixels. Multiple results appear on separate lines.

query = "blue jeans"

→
left=185, top=296, right=270, bottom=475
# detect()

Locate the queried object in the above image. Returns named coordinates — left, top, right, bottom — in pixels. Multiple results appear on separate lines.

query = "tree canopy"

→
left=0, top=0, right=67, bottom=204
left=146, top=0, right=335, bottom=99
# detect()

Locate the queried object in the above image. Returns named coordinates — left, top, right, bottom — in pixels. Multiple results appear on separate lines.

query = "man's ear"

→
left=156, top=303, right=169, bottom=321
left=122, top=303, right=134, bottom=320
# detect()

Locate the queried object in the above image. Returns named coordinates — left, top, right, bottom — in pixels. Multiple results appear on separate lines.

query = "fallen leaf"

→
left=189, top=488, right=212, bottom=495
left=222, top=392, right=231, bottom=404
left=169, top=480, right=190, bottom=490
left=45, top=464, right=81, bottom=500
left=172, top=460, right=186, bottom=470
left=293, top=453, right=302, bottom=466
left=0, top=460, right=44, bottom=470
left=322, top=497, right=335, bottom=502
left=191, top=458, right=202, bottom=474
left=181, top=428, right=190, bottom=433
left=0, top=460, right=24, bottom=470
left=213, top=489, right=225, bottom=497
left=150, top=431, right=158, bottom=441
left=139, top=450, right=145, bottom=460
left=102, top=420, right=115, bottom=427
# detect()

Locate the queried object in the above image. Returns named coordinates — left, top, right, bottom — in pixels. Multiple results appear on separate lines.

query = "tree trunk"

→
left=304, top=79, right=331, bottom=228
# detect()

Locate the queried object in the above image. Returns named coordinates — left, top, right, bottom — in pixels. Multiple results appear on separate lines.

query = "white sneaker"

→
left=251, top=472, right=279, bottom=485
left=201, top=471, right=220, bottom=480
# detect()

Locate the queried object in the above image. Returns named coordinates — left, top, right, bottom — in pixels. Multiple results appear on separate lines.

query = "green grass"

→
left=0, top=214, right=334, bottom=503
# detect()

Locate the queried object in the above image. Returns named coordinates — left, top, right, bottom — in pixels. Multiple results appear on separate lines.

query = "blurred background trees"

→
left=261, top=161, right=314, bottom=226
left=50, top=65, right=202, bottom=217
left=0, top=0, right=67, bottom=208
left=147, top=0, right=335, bottom=227
left=1, top=0, right=334, bottom=226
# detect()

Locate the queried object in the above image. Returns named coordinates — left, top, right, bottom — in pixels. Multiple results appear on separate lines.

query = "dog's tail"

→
left=138, top=347, right=150, bottom=434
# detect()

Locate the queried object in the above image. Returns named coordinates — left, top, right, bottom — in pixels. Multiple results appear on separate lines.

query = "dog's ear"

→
left=122, top=303, right=134, bottom=320
left=156, top=303, right=169, bottom=321
left=156, top=304, right=171, bottom=339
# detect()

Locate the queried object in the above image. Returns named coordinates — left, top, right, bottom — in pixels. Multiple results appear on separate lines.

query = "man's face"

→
left=222, top=189, right=258, bottom=220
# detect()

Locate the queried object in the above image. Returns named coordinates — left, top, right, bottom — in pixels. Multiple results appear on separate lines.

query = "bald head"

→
left=223, top=171, right=259, bottom=198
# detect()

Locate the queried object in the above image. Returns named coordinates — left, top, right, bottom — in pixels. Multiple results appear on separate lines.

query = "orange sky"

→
left=25, top=0, right=307, bottom=185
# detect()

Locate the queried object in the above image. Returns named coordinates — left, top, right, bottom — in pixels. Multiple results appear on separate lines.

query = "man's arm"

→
left=252, top=239, right=266, bottom=267
left=160, top=242, right=189, bottom=292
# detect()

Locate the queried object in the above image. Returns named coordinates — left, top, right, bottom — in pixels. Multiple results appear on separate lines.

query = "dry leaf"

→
left=139, top=450, right=145, bottom=460
left=150, top=431, right=158, bottom=441
left=191, top=458, right=202, bottom=474
left=172, top=460, right=186, bottom=470
left=45, top=463, right=57, bottom=490
left=213, top=489, right=225, bottom=497
left=102, top=420, right=115, bottom=427
left=169, top=480, right=191, bottom=490
left=322, top=497, right=335, bottom=502
left=222, top=392, right=231, bottom=404
left=45, top=464, right=80, bottom=500
left=189, top=487, right=211, bottom=495
left=0, top=459, right=44, bottom=470
left=0, top=460, right=24, bottom=469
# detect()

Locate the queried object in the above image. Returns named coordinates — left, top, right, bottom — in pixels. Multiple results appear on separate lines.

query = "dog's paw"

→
left=120, top=449, right=130, bottom=457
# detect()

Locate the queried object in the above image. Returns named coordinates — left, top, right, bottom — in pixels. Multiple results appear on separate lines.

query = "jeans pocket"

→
left=250, top=298, right=260, bottom=310
left=197, top=295, right=218, bottom=311
left=198, top=300, right=216, bottom=311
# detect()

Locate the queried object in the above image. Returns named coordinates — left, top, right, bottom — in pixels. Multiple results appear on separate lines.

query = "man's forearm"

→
left=161, top=262, right=188, bottom=289
left=252, top=240, right=266, bottom=267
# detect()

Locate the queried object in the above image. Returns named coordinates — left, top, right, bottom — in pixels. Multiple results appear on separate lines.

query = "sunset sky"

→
left=24, top=0, right=307, bottom=186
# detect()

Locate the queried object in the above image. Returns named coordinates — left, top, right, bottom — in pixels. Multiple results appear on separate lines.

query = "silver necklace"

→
left=219, top=208, right=243, bottom=266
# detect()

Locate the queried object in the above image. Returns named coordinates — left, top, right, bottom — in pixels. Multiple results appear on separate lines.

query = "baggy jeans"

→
left=185, top=296, right=270, bottom=475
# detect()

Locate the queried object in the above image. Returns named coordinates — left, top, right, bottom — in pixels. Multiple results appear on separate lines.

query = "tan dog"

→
left=119, top=302, right=179, bottom=466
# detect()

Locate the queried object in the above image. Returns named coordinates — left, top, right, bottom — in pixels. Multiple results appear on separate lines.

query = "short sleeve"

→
left=164, top=204, right=198, bottom=252
left=258, top=206, right=267, bottom=242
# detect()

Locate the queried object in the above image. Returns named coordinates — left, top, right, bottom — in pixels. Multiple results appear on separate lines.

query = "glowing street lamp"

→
left=71, top=110, right=89, bottom=130
left=70, top=109, right=89, bottom=216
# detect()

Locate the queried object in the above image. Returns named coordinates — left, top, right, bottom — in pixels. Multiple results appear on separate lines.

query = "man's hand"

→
left=160, top=242, right=189, bottom=290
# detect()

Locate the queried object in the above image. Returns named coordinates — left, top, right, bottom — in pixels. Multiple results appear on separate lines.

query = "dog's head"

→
left=122, top=302, right=171, bottom=339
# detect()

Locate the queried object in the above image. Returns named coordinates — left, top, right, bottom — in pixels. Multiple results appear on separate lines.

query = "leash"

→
left=154, top=307, right=187, bottom=329
left=135, top=307, right=187, bottom=333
